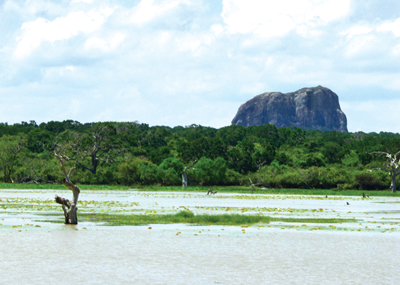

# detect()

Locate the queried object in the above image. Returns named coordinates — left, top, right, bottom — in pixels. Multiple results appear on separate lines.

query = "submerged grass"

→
left=270, top=217, right=355, bottom=224
left=74, top=211, right=356, bottom=226
left=80, top=210, right=270, bottom=226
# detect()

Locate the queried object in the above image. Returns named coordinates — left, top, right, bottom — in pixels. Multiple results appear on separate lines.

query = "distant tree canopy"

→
left=0, top=120, right=400, bottom=190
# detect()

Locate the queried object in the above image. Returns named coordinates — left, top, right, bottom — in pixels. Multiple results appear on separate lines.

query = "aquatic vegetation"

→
left=78, top=211, right=272, bottom=226
left=270, top=217, right=354, bottom=224
left=1, top=189, right=399, bottom=233
left=42, top=211, right=358, bottom=227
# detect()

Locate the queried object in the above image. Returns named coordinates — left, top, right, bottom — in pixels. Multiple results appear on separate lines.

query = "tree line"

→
left=0, top=120, right=399, bottom=190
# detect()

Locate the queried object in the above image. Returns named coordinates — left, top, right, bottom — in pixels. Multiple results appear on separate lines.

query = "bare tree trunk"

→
left=182, top=160, right=197, bottom=189
left=54, top=151, right=81, bottom=224
left=182, top=172, right=188, bottom=189
left=52, top=126, right=119, bottom=224
left=369, top=151, right=400, bottom=193
left=65, top=178, right=80, bottom=224
left=249, top=178, right=255, bottom=193
left=54, top=179, right=80, bottom=224
left=391, top=173, right=397, bottom=193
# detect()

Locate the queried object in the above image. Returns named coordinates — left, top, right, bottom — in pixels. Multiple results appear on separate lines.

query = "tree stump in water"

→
left=54, top=179, right=80, bottom=224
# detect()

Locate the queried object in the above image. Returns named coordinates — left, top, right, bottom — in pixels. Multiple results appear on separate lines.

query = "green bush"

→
left=317, top=167, right=349, bottom=189
left=194, top=157, right=227, bottom=185
left=303, top=153, right=325, bottom=167
left=224, top=169, right=242, bottom=185
left=278, top=170, right=304, bottom=188
left=157, top=158, right=184, bottom=185
left=354, top=171, right=386, bottom=190
left=117, top=157, right=154, bottom=185
left=140, top=163, right=158, bottom=184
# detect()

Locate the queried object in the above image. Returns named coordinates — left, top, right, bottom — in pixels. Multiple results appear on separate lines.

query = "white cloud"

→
left=378, top=18, right=400, bottom=37
left=65, top=66, right=75, bottom=72
left=211, top=24, right=224, bottom=36
left=3, top=0, right=63, bottom=17
left=344, top=34, right=379, bottom=57
left=71, top=0, right=94, bottom=4
left=221, top=0, right=351, bottom=38
left=393, top=43, right=400, bottom=55
left=342, top=99, right=400, bottom=132
left=85, top=33, right=126, bottom=52
left=174, top=32, right=214, bottom=57
left=129, top=0, right=190, bottom=25
left=341, top=25, right=373, bottom=40
left=14, top=7, right=114, bottom=58
left=339, top=18, right=400, bottom=58
left=239, top=82, right=266, bottom=95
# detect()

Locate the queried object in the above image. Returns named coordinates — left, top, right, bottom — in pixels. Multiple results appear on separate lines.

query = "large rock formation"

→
left=231, top=86, right=348, bottom=132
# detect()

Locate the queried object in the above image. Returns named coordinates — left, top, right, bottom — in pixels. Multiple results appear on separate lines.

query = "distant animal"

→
left=325, top=195, right=328, bottom=198
left=346, top=202, right=350, bottom=205
left=362, top=192, right=370, bottom=199
left=207, top=189, right=217, bottom=195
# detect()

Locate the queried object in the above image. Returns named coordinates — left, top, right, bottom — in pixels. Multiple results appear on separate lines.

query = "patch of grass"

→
left=37, top=219, right=65, bottom=223
left=79, top=210, right=271, bottom=226
left=60, top=211, right=357, bottom=226
left=271, top=217, right=356, bottom=223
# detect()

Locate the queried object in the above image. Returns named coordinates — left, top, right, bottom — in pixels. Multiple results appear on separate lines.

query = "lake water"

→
left=1, top=189, right=399, bottom=284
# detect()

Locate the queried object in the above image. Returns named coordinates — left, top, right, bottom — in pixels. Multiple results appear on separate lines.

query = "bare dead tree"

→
left=54, top=150, right=80, bottom=224
left=248, top=178, right=256, bottom=193
left=182, top=160, right=197, bottom=189
left=369, top=151, right=400, bottom=193
left=61, top=125, right=120, bottom=174
left=254, top=156, right=267, bottom=170
left=52, top=124, right=121, bottom=224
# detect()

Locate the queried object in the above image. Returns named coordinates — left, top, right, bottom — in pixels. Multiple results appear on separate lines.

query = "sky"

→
left=1, top=0, right=400, bottom=133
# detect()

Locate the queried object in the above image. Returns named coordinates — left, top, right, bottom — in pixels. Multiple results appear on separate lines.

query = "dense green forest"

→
left=0, top=120, right=399, bottom=190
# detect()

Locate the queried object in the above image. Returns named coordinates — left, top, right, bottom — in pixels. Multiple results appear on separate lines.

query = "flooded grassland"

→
left=1, top=189, right=399, bottom=284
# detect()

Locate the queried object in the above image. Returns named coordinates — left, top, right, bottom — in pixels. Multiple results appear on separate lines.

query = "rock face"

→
left=231, top=86, right=348, bottom=132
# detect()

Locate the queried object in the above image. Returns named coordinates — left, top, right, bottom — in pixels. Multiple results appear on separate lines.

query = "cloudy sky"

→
left=1, top=0, right=400, bottom=133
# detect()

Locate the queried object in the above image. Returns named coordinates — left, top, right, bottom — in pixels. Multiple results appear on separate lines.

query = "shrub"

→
left=140, top=163, right=158, bottom=184
left=278, top=170, right=304, bottom=188
left=117, top=157, right=155, bottom=185
left=354, top=171, right=386, bottom=190
left=157, top=158, right=184, bottom=185
left=224, top=169, right=242, bottom=185
left=194, top=157, right=227, bottom=185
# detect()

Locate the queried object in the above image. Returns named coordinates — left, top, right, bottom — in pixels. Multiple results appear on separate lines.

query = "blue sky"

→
left=1, top=0, right=400, bottom=133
